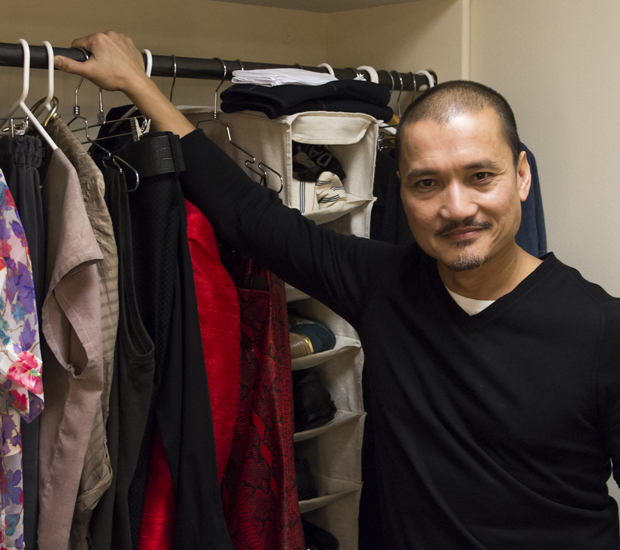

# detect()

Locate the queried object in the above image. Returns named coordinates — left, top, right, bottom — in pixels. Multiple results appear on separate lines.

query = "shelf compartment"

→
left=294, top=409, right=361, bottom=443
left=298, top=477, right=360, bottom=514
left=291, top=335, right=361, bottom=370
left=285, top=283, right=310, bottom=302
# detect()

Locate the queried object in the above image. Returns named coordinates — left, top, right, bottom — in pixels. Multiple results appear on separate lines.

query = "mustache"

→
left=435, top=217, right=492, bottom=238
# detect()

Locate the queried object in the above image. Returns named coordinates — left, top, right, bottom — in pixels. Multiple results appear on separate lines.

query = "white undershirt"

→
left=446, top=287, right=495, bottom=316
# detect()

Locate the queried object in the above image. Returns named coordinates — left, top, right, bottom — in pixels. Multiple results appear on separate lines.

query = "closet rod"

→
left=0, top=42, right=436, bottom=92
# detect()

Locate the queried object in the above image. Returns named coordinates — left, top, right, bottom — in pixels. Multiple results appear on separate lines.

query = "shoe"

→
left=292, top=367, right=337, bottom=432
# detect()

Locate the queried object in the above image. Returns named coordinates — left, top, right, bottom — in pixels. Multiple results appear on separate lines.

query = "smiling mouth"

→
left=435, top=218, right=492, bottom=239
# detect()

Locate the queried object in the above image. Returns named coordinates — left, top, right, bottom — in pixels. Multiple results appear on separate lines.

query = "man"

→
left=55, top=32, right=620, bottom=549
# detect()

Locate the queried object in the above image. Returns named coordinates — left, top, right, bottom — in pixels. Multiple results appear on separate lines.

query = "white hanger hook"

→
left=1, top=39, right=30, bottom=125
left=357, top=65, right=378, bottom=84
left=33, top=41, right=54, bottom=118
left=318, top=63, right=335, bottom=78
left=142, top=49, right=153, bottom=78
left=415, top=70, right=435, bottom=90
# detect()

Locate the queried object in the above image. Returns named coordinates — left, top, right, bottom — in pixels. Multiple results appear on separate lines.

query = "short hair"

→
left=395, top=80, right=521, bottom=167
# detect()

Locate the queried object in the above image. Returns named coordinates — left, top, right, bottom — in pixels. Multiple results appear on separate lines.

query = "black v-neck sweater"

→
left=180, top=129, right=620, bottom=549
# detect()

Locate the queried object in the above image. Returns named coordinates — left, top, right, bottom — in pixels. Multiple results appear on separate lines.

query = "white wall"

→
left=470, top=0, right=620, bottom=296
left=327, top=0, right=465, bottom=111
left=470, top=0, right=620, bottom=503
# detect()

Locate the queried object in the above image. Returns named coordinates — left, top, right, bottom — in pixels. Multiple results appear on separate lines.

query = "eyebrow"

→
left=404, top=159, right=501, bottom=180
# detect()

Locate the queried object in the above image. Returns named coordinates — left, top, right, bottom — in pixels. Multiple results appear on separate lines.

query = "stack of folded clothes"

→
left=221, top=78, right=393, bottom=121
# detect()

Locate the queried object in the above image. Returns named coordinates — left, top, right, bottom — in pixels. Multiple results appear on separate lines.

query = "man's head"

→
left=396, top=80, right=531, bottom=275
left=395, top=80, right=521, bottom=168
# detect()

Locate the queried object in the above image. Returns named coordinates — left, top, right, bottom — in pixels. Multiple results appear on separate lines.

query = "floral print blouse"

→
left=0, top=168, right=44, bottom=549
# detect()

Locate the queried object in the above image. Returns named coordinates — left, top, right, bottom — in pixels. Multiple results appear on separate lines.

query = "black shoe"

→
left=292, top=367, right=337, bottom=432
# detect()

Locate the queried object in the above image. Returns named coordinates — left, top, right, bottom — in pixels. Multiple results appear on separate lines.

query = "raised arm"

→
left=54, top=31, right=195, bottom=137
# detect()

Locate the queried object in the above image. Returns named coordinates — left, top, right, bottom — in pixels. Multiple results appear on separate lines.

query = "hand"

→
left=53, top=31, right=150, bottom=96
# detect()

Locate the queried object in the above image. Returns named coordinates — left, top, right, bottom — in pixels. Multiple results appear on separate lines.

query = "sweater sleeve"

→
left=179, top=128, right=398, bottom=324
left=596, top=299, right=620, bottom=487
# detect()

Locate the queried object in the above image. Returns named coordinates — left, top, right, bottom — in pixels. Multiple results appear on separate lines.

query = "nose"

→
left=439, top=181, right=478, bottom=221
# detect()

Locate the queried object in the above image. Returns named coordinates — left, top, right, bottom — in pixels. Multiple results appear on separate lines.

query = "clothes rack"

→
left=0, top=41, right=435, bottom=91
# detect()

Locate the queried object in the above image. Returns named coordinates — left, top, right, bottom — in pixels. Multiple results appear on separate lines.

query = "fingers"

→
left=54, top=31, right=149, bottom=93
left=53, top=56, right=85, bottom=76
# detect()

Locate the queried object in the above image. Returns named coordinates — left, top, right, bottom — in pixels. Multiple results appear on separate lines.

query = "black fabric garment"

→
left=89, top=126, right=231, bottom=550
left=221, top=80, right=393, bottom=121
left=0, top=134, right=45, bottom=550
left=293, top=142, right=346, bottom=182
left=369, top=149, right=415, bottom=246
left=89, top=166, right=155, bottom=550
left=516, top=142, right=547, bottom=256
left=179, top=128, right=620, bottom=550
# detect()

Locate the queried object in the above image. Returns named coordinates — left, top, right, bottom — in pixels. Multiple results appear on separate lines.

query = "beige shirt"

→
left=37, top=148, right=104, bottom=550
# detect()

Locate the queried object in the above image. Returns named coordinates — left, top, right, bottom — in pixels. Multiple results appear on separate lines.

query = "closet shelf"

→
left=303, top=196, right=374, bottom=226
left=294, top=409, right=361, bottom=443
left=291, top=335, right=361, bottom=370
left=299, top=486, right=359, bottom=514
left=285, top=283, right=311, bottom=302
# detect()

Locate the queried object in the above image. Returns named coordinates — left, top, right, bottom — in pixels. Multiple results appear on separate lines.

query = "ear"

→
left=396, top=171, right=401, bottom=181
left=516, top=150, right=531, bottom=202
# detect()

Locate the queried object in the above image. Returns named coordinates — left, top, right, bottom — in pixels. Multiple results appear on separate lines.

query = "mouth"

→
left=441, top=228, right=484, bottom=241
left=435, top=219, right=492, bottom=242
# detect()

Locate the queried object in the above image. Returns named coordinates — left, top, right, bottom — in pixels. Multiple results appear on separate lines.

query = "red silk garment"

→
left=221, top=256, right=305, bottom=550
left=137, top=428, right=175, bottom=550
left=185, top=200, right=241, bottom=481
left=137, top=203, right=241, bottom=550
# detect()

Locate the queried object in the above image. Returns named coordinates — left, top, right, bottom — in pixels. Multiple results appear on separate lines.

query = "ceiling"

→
left=214, top=0, right=424, bottom=14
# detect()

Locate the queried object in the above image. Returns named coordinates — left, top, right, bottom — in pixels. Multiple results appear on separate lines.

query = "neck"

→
left=438, top=243, right=542, bottom=300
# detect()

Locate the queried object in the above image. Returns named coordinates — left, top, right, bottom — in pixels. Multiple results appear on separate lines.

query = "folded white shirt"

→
left=231, top=68, right=364, bottom=87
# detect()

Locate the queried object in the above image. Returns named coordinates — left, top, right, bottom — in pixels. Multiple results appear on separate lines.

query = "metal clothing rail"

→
left=0, top=41, right=436, bottom=92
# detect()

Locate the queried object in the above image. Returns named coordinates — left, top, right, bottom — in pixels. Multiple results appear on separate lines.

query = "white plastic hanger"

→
left=357, top=65, right=379, bottom=84
left=415, top=70, right=435, bottom=90
left=318, top=63, right=335, bottom=77
left=109, top=48, right=153, bottom=132
left=1, top=39, right=57, bottom=150
left=32, top=41, right=55, bottom=119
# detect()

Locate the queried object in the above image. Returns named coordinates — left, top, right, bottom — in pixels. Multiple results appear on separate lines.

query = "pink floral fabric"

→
left=0, top=168, right=44, bottom=549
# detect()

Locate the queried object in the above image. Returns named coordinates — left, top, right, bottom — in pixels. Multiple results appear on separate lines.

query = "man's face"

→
left=398, top=108, right=530, bottom=273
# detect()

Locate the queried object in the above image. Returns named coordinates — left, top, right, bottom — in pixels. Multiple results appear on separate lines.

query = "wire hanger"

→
left=196, top=57, right=257, bottom=163
left=391, top=70, right=404, bottom=117
left=169, top=54, right=177, bottom=103
left=0, top=39, right=57, bottom=151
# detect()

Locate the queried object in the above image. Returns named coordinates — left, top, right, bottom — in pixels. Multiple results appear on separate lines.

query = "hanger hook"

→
left=169, top=54, right=177, bottom=102
left=408, top=71, right=418, bottom=104
left=236, top=59, right=244, bottom=71
left=212, top=57, right=227, bottom=118
left=383, top=70, right=395, bottom=94
left=392, top=70, right=404, bottom=116
left=73, top=48, right=90, bottom=118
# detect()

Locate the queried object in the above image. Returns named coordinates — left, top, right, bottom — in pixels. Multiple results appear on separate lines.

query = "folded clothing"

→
left=221, top=80, right=393, bottom=121
left=231, top=68, right=341, bottom=87
left=289, top=315, right=336, bottom=359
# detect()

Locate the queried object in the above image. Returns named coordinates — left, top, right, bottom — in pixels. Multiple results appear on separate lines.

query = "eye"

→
left=472, top=172, right=491, bottom=182
left=415, top=179, right=437, bottom=190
